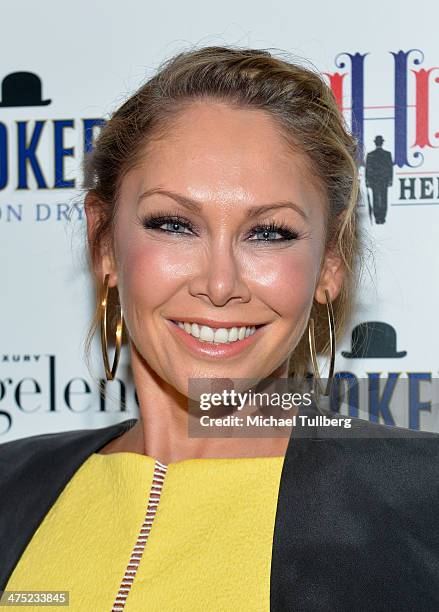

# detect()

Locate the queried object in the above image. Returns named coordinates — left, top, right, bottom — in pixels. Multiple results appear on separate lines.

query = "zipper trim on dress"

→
left=111, top=459, right=168, bottom=610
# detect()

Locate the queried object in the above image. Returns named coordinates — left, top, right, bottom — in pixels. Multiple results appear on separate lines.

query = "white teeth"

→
left=191, top=322, right=200, bottom=338
left=228, top=327, right=238, bottom=342
left=174, top=321, right=258, bottom=344
left=213, top=328, right=228, bottom=343
left=200, top=325, right=214, bottom=342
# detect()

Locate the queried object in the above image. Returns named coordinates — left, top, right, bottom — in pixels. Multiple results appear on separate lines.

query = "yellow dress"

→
left=5, top=451, right=285, bottom=611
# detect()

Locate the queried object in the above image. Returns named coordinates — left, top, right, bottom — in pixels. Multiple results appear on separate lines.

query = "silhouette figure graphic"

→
left=365, top=136, right=393, bottom=224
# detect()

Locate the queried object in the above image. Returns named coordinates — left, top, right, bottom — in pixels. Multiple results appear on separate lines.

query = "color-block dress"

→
left=5, top=450, right=285, bottom=611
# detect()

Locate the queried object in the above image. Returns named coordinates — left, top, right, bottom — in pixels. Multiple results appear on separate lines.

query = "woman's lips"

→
left=165, top=318, right=267, bottom=359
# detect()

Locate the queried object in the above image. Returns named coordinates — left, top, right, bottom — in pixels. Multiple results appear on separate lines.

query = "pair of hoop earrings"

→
left=100, top=274, right=336, bottom=395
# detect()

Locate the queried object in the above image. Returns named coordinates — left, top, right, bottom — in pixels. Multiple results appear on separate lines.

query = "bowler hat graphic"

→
left=341, top=321, right=407, bottom=359
left=0, top=71, right=51, bottom=107
left=374, top=135, right=385, bottom=145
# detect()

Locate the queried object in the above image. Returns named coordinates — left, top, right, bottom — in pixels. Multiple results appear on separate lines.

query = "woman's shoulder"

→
left=0, top=417, right=138, bottom=501
left=273, top=409, right=439, bottom=610
left=285, top=407, right=439, bottom=496
left=295, top=402, right=439, bottom=442
left=330, top=410, right=439, bottom=465
left=0, top=418, right=138, bottom=590
left=0, top=418, right=137, bottom=459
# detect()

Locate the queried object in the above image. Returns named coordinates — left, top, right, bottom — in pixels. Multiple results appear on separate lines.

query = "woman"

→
left=1, top=45, right=439, bottom=611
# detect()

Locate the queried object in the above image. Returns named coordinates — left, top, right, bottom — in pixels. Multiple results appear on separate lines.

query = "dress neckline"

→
left=91, top=450, right=286, bottom=469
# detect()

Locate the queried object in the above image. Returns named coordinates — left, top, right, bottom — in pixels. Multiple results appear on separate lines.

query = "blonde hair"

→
left=83, top=45, right=363, bottom=379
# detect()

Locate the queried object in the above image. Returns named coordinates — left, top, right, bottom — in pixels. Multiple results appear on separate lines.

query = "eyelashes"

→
left=142, top=213, right=194, bottom=234
left=139, top=211, right=301, bottom=243
left=249, top=220, right=300, bottom=242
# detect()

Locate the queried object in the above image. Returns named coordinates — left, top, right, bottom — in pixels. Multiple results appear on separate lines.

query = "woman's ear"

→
left=314, top=247, right=345, bottom=304
left=84, top=191, right=118, bottom=287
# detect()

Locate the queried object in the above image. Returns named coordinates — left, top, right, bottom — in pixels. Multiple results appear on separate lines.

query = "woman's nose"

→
left=188, top=241, right=251, bottom=307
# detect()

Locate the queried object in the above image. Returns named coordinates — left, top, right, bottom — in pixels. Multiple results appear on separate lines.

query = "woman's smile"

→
left=164, top=317, right=270, bottom=359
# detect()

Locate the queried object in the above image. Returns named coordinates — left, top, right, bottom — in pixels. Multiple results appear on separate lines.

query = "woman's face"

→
left=95, top=101, right=344, bottom=393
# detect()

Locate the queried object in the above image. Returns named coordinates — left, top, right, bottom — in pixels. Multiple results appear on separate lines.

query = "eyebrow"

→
left=137, top=188, right=309, bottom=222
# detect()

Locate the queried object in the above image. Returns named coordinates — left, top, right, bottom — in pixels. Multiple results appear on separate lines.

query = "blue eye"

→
left=249, top=222, right=299, bottom=242
left=252, top=229, right=282, bottom=241
left=160, top=220, right=192, bottom=234
left=142, top=215, right=194, bottom=234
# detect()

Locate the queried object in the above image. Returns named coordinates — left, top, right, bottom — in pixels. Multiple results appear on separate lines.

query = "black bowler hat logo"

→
left=0, top=71, right=51, bottom=107
left=341, top=321, right=407, bottom=359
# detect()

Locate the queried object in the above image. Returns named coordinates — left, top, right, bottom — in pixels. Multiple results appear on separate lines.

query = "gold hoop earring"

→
left=100, top=273, right=124, bottom=380
left=308, top=288, right=336, bottom=398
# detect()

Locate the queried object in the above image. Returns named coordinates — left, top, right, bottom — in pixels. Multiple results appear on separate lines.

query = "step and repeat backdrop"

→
left=1, top=0, right=438, bottom=441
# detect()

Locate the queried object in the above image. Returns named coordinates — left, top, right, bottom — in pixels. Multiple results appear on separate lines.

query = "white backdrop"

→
left=1, top=0, right=439, bottom=441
